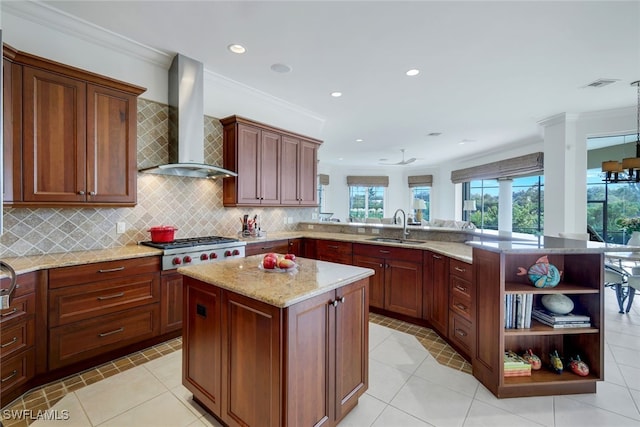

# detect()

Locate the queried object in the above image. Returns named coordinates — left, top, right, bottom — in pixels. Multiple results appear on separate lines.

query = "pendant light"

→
left=602, top=80, right=640, bottom=183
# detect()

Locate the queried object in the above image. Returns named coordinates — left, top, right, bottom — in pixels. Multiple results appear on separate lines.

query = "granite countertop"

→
left=178, top=255, right=374, bottom=308
left=468, top=236, right=637, bottom=254
left=0, top=245, right=163, bottom=276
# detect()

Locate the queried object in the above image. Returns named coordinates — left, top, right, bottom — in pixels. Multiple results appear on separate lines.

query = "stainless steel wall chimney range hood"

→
left=139, top=54, right=237, bottom=179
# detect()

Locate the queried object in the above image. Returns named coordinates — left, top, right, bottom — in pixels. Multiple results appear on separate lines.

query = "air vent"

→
left=583, top=79, right=619, bottom=88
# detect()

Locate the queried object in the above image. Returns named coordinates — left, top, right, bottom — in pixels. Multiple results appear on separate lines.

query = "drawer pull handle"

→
left=98, top=267, right=125, bottom=273
left=97, top=292, right=125, bottom=301
left=339, top=296, right=345, bottom=304
left=433, top=254, right=442, bottom=259
left=379, top=250, right=391, bottom=254
left=327, top=245, right=339, bottom=249
left=455, top=303, right=468, bottom=311
left=455, top=328, right=468, bottom=337
left=1, top=370, right=18, bottom=383
left=1, top=307, right=18, bottom=317
left=98, top=327, right=125, bottom=337
left=1, top=337, right=18, bottom=348
left=455, top=285, right=467, bottom=292
left=454, top=267, right=466, bottom=273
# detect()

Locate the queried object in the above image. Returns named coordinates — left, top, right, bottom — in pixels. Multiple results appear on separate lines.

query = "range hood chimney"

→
left=139, top=54, right=237, bottom=179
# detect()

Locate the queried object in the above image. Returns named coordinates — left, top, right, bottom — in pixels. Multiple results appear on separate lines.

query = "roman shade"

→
left=318, top=174, right=330, bottom=185
left=408, top=174, right=433, bottom=187
left=346, top=175, right=389, bottom=187
left=450, top=152, right=544, bottom=184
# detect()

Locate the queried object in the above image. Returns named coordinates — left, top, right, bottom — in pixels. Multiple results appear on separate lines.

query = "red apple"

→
left=264, top=253, right=278, bottom=261
left=284, top=253, right=296, bottom=261
left=262, top=255, right=277, bottom=269
left=278, top=258, right=296, bottom=270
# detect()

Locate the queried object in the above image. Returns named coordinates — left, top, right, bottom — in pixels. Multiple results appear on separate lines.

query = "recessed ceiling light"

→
left=331, top=91, right=342, bottom=97
left=227, top=44, right=246, bottom=54
left=356, top=138, right=364, bottom=142
left=270, top=63, right=292, bottom=73
left=406, top=69, right=420, bottom=76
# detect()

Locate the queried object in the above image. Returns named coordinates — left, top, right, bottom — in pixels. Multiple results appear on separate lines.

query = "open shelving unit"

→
left=473, top=248, right=604, bottom=398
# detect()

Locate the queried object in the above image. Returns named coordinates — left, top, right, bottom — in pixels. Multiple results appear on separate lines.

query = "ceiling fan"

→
left=379, top=149, right=416, bottom=166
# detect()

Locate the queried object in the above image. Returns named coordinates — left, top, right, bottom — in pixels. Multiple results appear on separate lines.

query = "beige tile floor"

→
left=2, top=290, right=639, bottom=427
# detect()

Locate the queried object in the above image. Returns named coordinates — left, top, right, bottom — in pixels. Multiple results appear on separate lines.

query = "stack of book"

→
left=504, top=293, right=534, bottom=329
left=504, top=351, right=532, bottom=377
left=531, top=308, right=591, bottom=328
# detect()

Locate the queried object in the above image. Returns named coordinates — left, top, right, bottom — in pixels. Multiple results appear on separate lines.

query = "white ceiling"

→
left=36, top=1, right=640, bottom=167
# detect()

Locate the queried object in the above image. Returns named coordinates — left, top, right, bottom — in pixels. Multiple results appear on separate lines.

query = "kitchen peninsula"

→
left=177, top=255, right=374, bottom=427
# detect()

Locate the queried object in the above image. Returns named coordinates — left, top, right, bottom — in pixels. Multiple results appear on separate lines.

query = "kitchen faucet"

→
left=393, top=209, right=409, bottom=240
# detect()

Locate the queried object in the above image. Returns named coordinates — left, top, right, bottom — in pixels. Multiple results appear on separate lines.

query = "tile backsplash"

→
left=0, top=99, right=313, bottom=257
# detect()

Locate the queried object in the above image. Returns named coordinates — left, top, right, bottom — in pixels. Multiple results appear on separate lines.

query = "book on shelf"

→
left=503, top=351, right=532, bottom=377
left=531, top=308, right=590, bottom=322
left=532, top=316, right=591, bottom=328
left=504, top=293, right=534, bottom=329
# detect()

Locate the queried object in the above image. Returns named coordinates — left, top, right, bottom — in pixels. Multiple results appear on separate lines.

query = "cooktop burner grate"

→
left=140, top=236, right=239, bottom=250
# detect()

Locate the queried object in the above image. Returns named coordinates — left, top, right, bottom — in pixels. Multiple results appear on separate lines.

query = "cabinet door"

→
left=161, top=272, right=183, bottom=334
left=22, top=66, right=86, bottom=202
left=3, top=57, right=21, bottom=202
left=236, top=124, right=261, bottom=204
left=334, top=279, right=369, bottom=422
left=298, top=140, right=318, bottom=206
left=86, top=84, right=136, bottom=204
left=352, top=254, right=385, bottom=309
left=384, top=259, right=423, bottom=318
left=288, top=238, right=302, bottom=256
left=280, top=135, right=300, bottom=205
left=424, top=252, right=449, bottom=337
left=183, top=277, right=222, bottom=415
left=259, top=130, right=281, bottom=204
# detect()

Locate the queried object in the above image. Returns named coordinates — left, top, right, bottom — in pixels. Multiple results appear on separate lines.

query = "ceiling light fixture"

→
left=602, top=80, right=640, bottom=183
left=270, top=63, right=292, bottom=73
left=331, top=91, right=342, bottom=97
left=356, top=138, right=364, bottom=142
left=406, top=69, right=420, bottom=76
left=227, top=44, right=246, bottom=54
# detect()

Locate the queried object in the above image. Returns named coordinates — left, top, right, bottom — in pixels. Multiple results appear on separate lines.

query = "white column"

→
left=498, top=179, right=513, bottom=232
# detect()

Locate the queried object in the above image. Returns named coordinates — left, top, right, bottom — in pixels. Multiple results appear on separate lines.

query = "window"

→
left=349, top=186, right=385, bottom=220
left=411, top=186, right=430, bottom=221
left=465, top=179, right=499, bottom=230
left=587, top=168, right=640, bottom=243
left=317, top=178, right=326, bottom=212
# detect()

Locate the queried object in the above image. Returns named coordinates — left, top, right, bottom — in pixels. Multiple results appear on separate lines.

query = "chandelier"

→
left=602, top=80, right=640, bottom=183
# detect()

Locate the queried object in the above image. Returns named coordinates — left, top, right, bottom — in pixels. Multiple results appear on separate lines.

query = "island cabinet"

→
left=221, top=115, right=322, bottom=207
left=0, top=271, right=46, bottom=408
left=472, top=246, right=604, bottom=398
left=160, top=270, right=184, bottom=334
left=422, top=251, right=450, bottom=338
left=352, top=243, right=422, bottom=317
left=3, top=46, right=145, bottom=207
left=180, top=256, right=371, bottom=427
left=448, top=258, right=474, bottom=360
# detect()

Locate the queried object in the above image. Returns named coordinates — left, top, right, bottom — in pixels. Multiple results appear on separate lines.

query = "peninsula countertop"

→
left=178, top=255, right=375, bottom=308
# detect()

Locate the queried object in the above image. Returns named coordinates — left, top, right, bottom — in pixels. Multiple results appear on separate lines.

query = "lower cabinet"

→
left=182, top=276, right=369, bottom=427
left=423, top=251, right=450, bottom=338
left=448, top=258, right=474, bottom=359
left=161, top=270, right=183, bottom=334
left=314, top=239, right=353, bottom=265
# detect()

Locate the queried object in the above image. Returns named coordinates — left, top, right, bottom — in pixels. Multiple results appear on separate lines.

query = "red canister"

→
left=148, top=225, right=178, bottom=243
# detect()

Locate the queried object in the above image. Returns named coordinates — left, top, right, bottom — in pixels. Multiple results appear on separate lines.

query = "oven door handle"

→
left=0, top=261, right=18, bottom=310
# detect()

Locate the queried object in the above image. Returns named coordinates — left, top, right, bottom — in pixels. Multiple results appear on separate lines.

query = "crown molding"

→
left=2, top=0, right=171, bottom=68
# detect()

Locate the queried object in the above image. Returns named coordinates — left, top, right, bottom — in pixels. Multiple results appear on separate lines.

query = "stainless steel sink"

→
left=366, top=237, right=426, bottom=244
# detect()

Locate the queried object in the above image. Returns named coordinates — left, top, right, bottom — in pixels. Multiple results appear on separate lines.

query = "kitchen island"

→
left=178, top=255, right=374, bottom=427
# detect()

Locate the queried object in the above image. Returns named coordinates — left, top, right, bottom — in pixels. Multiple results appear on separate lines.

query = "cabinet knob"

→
left=89, top=191, right=96, bottom=196
left=330, top=300, right=339, bottom=307
left=339, top=296, right=345, bottom=304
left=78, top=190, right=85, bottom=195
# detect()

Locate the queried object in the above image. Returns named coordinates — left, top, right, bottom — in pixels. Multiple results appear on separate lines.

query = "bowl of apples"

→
left=259, top=253, right=298, bottom=273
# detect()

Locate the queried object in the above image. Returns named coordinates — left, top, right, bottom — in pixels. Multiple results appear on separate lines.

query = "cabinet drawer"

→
left=49, top=273, right=160, bottom=327
left=0, top=271, right=37, bottom=299
left=245, top=239, right=289, bottom=256
left=49, top=304, right=160, bottom=370
left=450, top=276, right=473, bottom=299
left=49, top=257, right=161, bottom=288
left=0, top=318, right=34, bottom=359
left=450, top=292, right=472, bottom=321
left=449, top=259, right=472, bottom=281
left=448, top=313, right=472, bottom=355
left=316, top=239, right=352, bottom=255
left=0, top=293, right=35, bottom=324
left=1, top=348, right=35, bottom=394
left=353, top=243, right=422, bottom=262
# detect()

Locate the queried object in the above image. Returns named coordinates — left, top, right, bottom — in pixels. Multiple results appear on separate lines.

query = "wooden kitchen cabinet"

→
left=161, top=271, right=184, bottom=334
left=48, top=257, right=161, bottom=369
left=3, top=45, right=21, bottom=203
left=448, top=258, right=474, bottom=359
left=0, top=271, right=46, bottom=408
left=315, top=239, right=353, bottom=264
left=353, top=243, right=422, bottom=317
left=221, top=115, right=322, bottom=207
left=281, top=135, right=318, bottom=205
left=182, top=275, right=369, bottom=427
left=245, top=239, right=289, bottom=256
left=423, top=251, right=450, bottom=338
left=4, top=47, right=145, bottom=207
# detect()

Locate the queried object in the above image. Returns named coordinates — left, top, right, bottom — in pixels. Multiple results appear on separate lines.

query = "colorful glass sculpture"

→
left=569, top=355, right=590, bottom=376
left=521, top=349, right=542, bottom=370
left=549, top=350, right=563, bottom=374
left=517, top=256, right=562, bottom=288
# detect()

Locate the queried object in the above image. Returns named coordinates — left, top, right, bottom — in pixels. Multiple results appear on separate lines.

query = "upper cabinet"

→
left=2, top=45, right=145, bottom=207
left=221, top=116, right=322, bottom=207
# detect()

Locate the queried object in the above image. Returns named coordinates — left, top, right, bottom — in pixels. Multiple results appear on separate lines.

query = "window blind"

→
left=346, top=175, right=389, bottom=187
left=450, top=152, right=544, bottom=184
left=407, top=174, right=433, bottom=187
left=318, top=174, right=330, bottom=185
